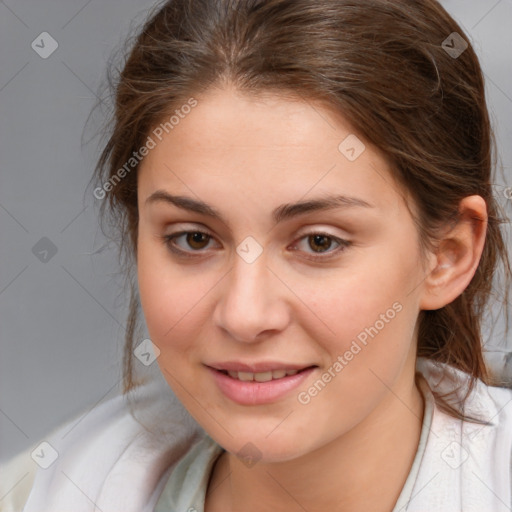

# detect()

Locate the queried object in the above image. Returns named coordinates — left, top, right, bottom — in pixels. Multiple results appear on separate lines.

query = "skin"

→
left=136, top=85, right=488, bottom=511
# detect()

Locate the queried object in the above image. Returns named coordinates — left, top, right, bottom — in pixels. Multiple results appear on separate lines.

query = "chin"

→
left=213, top=427, right=313, bottom=464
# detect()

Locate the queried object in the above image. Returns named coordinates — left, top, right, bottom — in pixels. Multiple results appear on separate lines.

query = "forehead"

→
left=137, top=87, right=408, bottom=217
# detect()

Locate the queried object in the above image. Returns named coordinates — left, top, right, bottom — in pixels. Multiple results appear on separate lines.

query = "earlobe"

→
left=419, top=196, right=488, bottom=311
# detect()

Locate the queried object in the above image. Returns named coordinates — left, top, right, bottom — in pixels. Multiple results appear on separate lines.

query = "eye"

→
left=290, top=232, right=352, bottom=260
left=162, top=230, right=218, bottom=256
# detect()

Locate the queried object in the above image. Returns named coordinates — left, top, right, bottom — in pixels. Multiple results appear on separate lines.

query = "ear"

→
left=419, top=195, right=488, bottom=311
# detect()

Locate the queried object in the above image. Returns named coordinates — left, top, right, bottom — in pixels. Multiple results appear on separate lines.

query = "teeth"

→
left=238, top=371, right=255, bottom=382
left=224, top=368, right=304, bottom=381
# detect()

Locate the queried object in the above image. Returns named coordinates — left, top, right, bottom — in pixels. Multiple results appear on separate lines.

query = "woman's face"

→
left=137, top=86, right=431, bottom=462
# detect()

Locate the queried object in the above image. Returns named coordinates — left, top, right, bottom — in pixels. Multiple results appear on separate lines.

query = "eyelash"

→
left=160, top=229, right=352, bottom=261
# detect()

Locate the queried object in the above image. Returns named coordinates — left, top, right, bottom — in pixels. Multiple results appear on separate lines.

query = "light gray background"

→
left=1, top=0, right=511, bottom=461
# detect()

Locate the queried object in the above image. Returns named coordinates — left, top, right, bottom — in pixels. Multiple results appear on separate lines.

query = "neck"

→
left=206, top=374, right=424, bottom=512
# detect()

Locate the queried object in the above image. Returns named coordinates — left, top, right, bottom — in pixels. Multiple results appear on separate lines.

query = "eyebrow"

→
left=145, top=190, right=375, bottom=225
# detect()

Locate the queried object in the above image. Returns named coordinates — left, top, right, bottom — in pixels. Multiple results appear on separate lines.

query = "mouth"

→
left=205, top=364, right=318, bottom=405
left=215, top=367, right=316, bottom=382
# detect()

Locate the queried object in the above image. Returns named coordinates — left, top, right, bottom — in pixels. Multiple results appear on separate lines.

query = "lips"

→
left=219, top=368, right=304, bottom=382
left=207, top=364, right=318, bottom=405
left=207, top=361, right=315, bottom=373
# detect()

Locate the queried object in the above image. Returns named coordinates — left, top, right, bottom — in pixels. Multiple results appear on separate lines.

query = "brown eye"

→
left=290, top=231, right=352, bottom=261
left=162, top=230, right=217, bottom=256
left=186, top=232, right=211, bottom=250
left=308, top=234, right=334, bottom=253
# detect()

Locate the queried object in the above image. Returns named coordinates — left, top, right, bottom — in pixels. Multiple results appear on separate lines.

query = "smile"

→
left=206, top=365, right=317, bottom=405
left=219, top=369, right=302, bottom=382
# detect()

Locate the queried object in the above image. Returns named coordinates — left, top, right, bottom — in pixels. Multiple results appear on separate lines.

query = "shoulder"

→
left=154, top=434, right=224, bottom=511
left=0, top=375, right=203, bottom=512
left=416, top=356, right=512, bottom=469
left=413, top=357, right=512, bottom=511
left=416, top=356, right=512, bottom=423
left=0, top=446, right=37, bottom=512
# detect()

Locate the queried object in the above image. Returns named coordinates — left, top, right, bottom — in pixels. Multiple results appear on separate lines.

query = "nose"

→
left=213, top=251, right=291, bottom=343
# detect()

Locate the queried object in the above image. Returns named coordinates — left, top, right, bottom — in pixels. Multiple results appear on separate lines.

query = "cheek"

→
left=137, top=238, right=205, bottom=356
left=294, top=278, right=418, bottom=428
left=294, top=247, right=422, bottom=399
left=305, top=287, right=415, bottom=378
left=301, top=254, right=417, bottom=347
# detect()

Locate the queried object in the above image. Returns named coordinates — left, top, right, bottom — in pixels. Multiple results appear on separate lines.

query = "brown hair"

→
left=90, top=0, right=511, bottom=422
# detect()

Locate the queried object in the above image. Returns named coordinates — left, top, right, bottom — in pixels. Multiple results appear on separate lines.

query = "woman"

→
left=1, top=0, right=511, bottom=510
